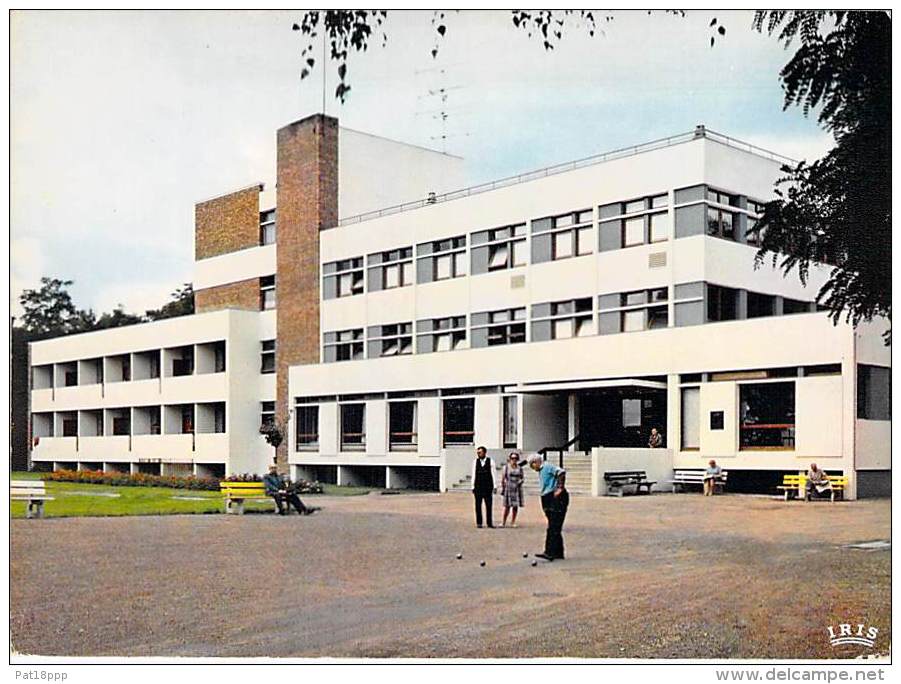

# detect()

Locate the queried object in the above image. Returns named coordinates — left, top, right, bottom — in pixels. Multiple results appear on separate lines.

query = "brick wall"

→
left=195, top=184, right=262, bottom=260
left=274, top=114, right=339, bottom=469
left=195, top=278, right=260, bottom=313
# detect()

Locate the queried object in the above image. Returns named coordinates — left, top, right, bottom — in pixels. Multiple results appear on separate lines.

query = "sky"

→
left=9, top=9, right=835, bottom=317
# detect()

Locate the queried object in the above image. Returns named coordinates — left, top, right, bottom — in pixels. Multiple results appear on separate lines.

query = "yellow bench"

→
left=777, top=474, right=847, bottom=502
left=219, top=481, right=271, bottom=515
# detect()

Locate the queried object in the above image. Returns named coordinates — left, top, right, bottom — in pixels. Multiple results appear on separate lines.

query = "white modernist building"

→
left=29, top=116, right=890, bottom=498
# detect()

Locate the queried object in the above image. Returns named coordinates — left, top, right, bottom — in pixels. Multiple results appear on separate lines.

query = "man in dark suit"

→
left=471, top=446, right=495, bottom=528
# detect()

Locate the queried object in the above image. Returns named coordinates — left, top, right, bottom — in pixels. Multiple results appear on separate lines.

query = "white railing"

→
left=334, top=127, right=799, bottom=228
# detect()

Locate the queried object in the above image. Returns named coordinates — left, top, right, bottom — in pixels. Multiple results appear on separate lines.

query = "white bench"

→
left=11, top=480, right=54, bottom=518
left=669, top=469, right=728, bottom=494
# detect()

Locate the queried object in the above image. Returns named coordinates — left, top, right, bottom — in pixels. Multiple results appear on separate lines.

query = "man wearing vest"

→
left=471, top=446, right=496, bottom=528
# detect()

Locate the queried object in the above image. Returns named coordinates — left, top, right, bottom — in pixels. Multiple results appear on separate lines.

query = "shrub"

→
left=45, top=469, right=324, bottom=493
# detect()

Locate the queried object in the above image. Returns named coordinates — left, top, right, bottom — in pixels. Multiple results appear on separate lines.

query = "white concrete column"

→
left=665, top=374, right=680, bottom=456
left=567, top=394, right=579, bottom=451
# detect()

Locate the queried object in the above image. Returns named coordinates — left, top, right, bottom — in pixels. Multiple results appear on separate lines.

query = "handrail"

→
left=332, top=126, right=799, bottom=228
left=538, top=433, right=584, bottom=469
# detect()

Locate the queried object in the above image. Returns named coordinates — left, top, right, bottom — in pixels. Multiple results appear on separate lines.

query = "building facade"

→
left=29, top=115, right=891, bottom=498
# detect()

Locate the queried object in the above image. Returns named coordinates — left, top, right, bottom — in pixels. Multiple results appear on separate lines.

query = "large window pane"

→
left=622, top=309, right=645, bottom=332
left=681, top=387, right=700, bottom=449
left=649, top=212, right=669, bottom=242
left=553, top=230, right=574, bottom=259
left=340, top=404, right=365, bottom=450
left=739, top=382, right=795, bottom=449
left=443, top=398, right=475, bottom=445
left=389, top=401, right=417, bottom=449
left=502, top=395, right=518, bottom=448
left=858, top=365, right=891, bottom=420
left=623, top=217, right=644, bottom=247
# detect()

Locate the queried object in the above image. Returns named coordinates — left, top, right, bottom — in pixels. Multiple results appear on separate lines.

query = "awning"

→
left=509, top=378, right=667, bottom=394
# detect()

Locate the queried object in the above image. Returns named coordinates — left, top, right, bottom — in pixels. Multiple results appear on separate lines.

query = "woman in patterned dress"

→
left=501, top=452, right=525, bottom=528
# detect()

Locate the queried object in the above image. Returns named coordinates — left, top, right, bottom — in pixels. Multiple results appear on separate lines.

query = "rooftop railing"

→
left=334, top=126, right=799, bottom=228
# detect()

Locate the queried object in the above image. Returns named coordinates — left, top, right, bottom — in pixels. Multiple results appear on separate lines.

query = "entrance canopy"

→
left=510, top=378, right=667, bottom=394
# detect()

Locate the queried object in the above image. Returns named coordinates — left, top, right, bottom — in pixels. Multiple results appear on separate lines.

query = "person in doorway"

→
left=501, top=452, right=525, bottom=528
left=263, top=464, right=316, bottom=516
left=528, top=455, right=568, bottom=561
left=471, top=446, right=495, bottom=528
left=805, top=463, right=832, bottom=501
left=648, top=427, right=664, bottom=448
left=703, top=459, right=723, bottom=496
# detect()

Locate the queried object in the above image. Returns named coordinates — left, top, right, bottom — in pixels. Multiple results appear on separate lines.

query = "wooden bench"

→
left=220, top=481, right=272, bottom=515
left=11, top=480, right=54, bottom=519
left=604, top=470, right=656, bottom=497
left=669, top=469, right=728, bottom=494
left=777, top=473, right=847, bottom=502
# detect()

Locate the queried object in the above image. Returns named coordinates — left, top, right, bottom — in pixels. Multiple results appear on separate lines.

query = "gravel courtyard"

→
left=10, top=491, right=891, bottom=659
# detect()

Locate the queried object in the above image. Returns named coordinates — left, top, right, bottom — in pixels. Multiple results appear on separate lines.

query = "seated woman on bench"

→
left=805, top=463, right=832, bottom=501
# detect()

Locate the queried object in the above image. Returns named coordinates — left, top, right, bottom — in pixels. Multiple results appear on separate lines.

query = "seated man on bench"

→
left=805, top=463, right=832, bottom=501
left=703, top=459, right=724, bottom=496
left=263, top=464, right=317, bottom=516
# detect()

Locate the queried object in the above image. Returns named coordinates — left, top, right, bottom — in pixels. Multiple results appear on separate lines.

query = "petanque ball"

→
left=531, top=560, right=538, bottom=567
left=523, top=553, right=529, bottom=558
left=480, top=560, right=486, bottom=567
left=456, top=553, right=463, bottom=560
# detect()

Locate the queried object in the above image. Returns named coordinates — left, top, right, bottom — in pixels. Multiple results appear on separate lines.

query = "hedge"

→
left=46, top=469, right=324, bottom=493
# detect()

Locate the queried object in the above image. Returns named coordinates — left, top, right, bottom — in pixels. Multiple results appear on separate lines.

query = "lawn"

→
left=10, top=472, right=381, bottom=518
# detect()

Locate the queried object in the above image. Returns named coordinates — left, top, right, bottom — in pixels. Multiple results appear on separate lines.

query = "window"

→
left=180, top=405, right=195, bottom=434
left=213, top=341, right=226, bottom=373
left=260, top=340, right=276, bottom=373
left=649, top=212, right=669, bottom=243
left=260, top=401, right=275, bottom=429
left=783, top=298, right=811, bottom=315
left=598, top=288, right=668, bottom=334
left=471, top=307, right=526, bottom=348
left=502, top=395, right=519, bottom=448
left=340, top=404, right=365, bottom=450
left=471, top=224, right=527, bottom=274
left=706, top=284, right=738, bottom=322
left=531, top=298, right=593, bottom=341
left=260, top=209, right=276, bottom=245
left=858, top=365, right=890, bottom=420
left=531, top=209, right=592, bottom=263
left=597, top=193, right=669, bottom=251
left=681, top=387, right=700, bottom=450
left=623, top=216, right=645, bottom=247
left=747, top=291, right=775, bottom=318
left=416, top=315, right=467, bottom=353
left=213, top=404, right=226, bottom=433
left=148, top=406, right=161, bottom=435
left=706, top=187, right=739, bottom=207
left=389, top=401, right=417, bottom=450
left=148, top=353, right=160, bottom=379
left=323, top=257, right=364, bottom=299
left=706, top=206, right=735, bottom=239
left=296, top=405, right=320, bottom=449
left=416, top=235, right=467, bottom=283
left=323, top=329, right=364, bottom=363
left=62, top=417, right=78, bottom=437
left=260, top=275, right=276, bottom=310
left=368, top=247, right=414, bottom=291
left=622, top=399, right=641, bottom=427
left=112, top=413, right=131, bottom=436
left=368, top=323, right=413, bottom=357
left=171, top=347, right=194, bottom=377
left=443, top=398, right=474, bottom=446
left=739, top=382, right=795, bottom=450
left=64, top=370, right=78, bottom=387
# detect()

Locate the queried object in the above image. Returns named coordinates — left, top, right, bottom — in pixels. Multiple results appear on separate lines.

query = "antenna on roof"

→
left=414, top=61, right=468, bottom=154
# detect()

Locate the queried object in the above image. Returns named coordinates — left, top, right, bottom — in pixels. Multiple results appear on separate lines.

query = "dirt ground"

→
left=10, top=491, right=891, bottom=659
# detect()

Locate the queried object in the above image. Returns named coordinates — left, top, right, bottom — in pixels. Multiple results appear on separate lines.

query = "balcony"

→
left=132, top=434, right=195, bottom=461
left=195, top=433, right=228, bottom=463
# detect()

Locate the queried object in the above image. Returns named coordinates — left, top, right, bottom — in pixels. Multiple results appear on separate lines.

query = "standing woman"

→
left=501, top=452, right=525, bottom=528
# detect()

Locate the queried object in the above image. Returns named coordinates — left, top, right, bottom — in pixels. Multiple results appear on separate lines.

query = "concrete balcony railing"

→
left=195, top=433, right=228, bottom=463
left=31, top=436, right=78, bottom=461
left=132, top=434, right=194, bottom=461
left=78, top=435, right=131, bottom=461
